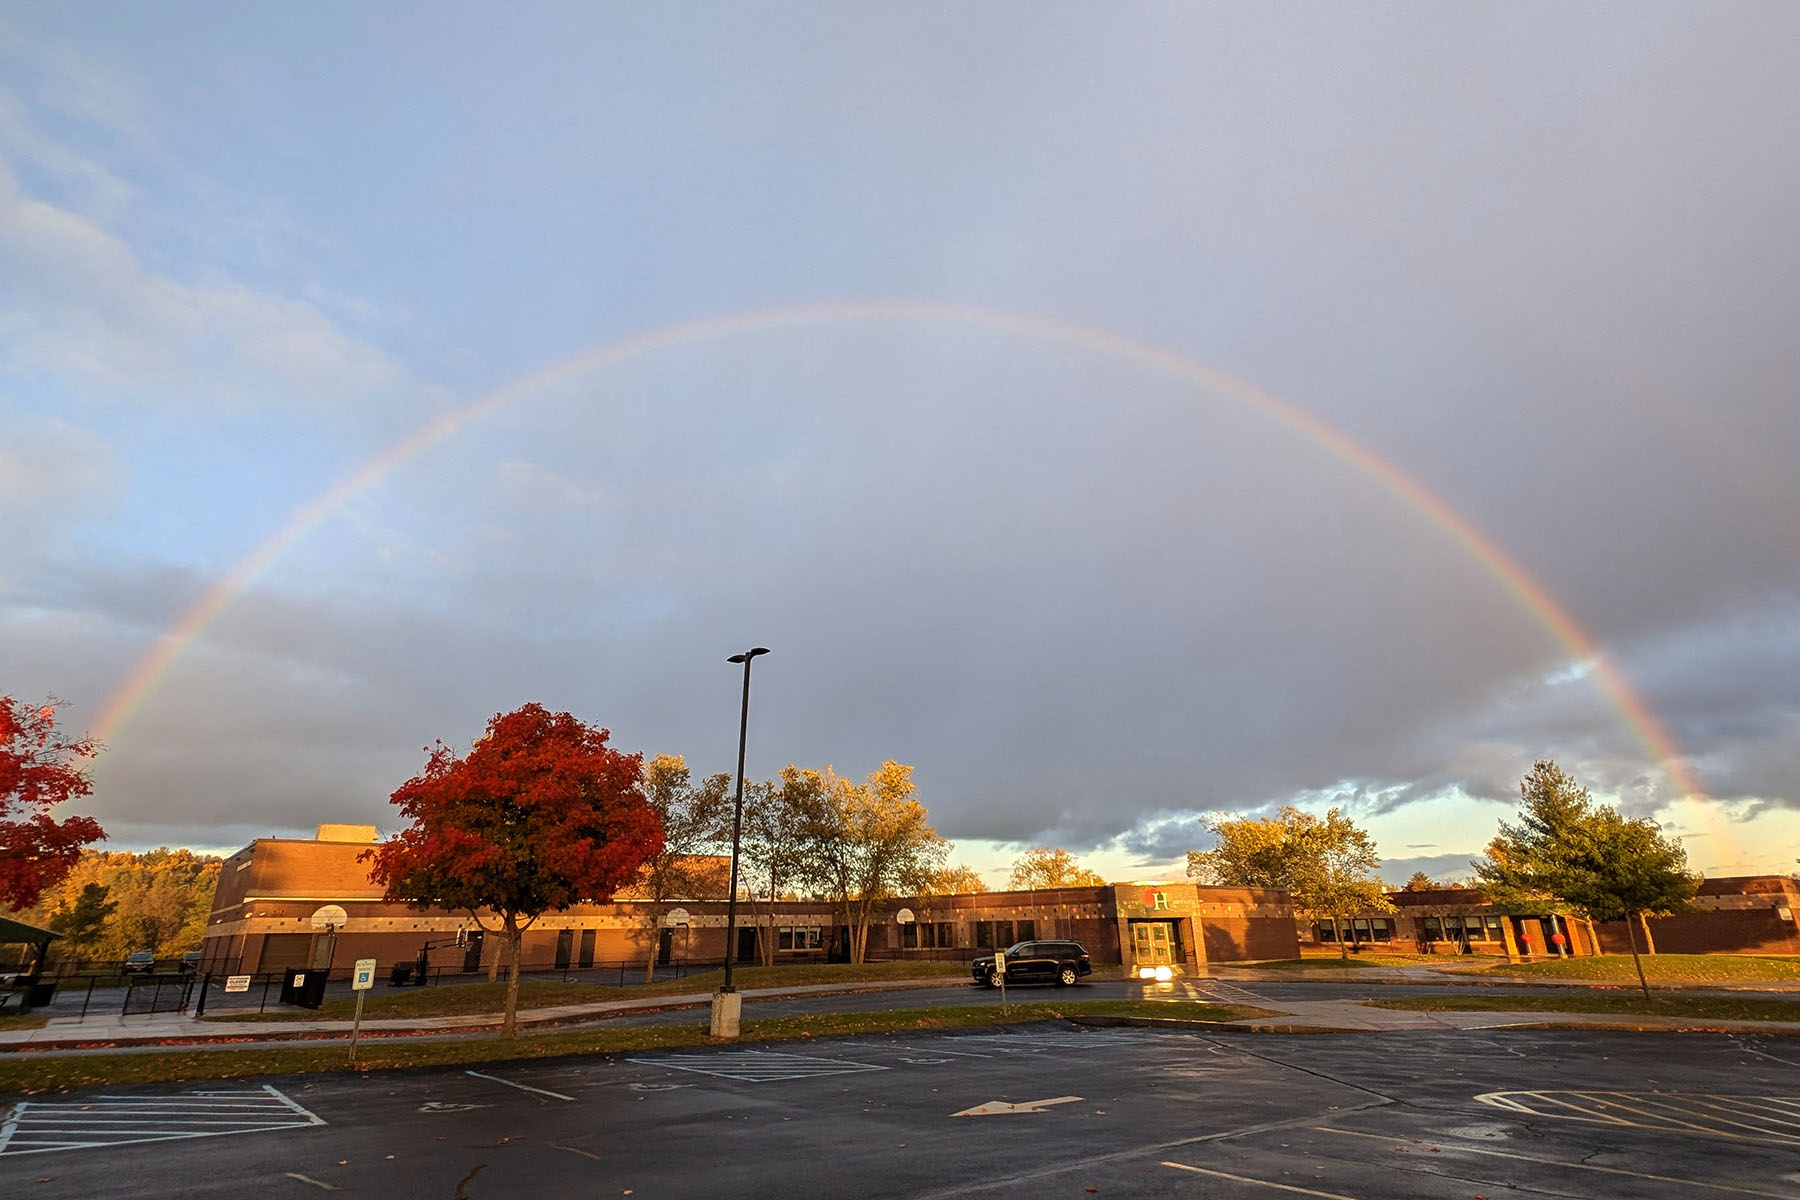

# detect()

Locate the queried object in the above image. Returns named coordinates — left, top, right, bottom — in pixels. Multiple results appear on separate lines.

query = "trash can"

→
left=389, top=963, right=414, bottom=986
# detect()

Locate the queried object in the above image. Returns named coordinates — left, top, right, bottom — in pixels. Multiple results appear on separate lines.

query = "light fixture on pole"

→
left=711, top=645, right=768, bottom=1040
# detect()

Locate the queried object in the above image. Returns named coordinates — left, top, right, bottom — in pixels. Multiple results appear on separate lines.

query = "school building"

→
left=1300, top=877, right=1800, bottom=959
left=198, top=825, right=1299, bottom=978
left=199, top=825, right=1800, bottom=979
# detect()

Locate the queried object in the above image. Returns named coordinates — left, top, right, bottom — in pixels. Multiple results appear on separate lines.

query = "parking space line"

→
left=1474, top=1089, right=1800, bottom=1146
left=626, top=1050, right=888, bottom=1082
left=463, top=1070, right=574, bottom=1100
left=899, top=1044, right=994, bottom=1058
left=1620, top=1093, right=1800, bottom=1139
left=1314, top=1127, right=1797, bottom=1199
left=911, top=1105, right=1388, bottom=1200
left=1163, top=1161, right=1359, bottom=1199
left=0, top=1086, right=323, bottom=1158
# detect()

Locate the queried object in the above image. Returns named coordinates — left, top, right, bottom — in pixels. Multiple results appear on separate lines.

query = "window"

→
left=1444, top=915, right=1494, bottom=943
left=975, top=922, right=994, bottom=949
left=778, top=926, right=823, bottom=951
left=1422, top=916, right=1442, bottom=940
left=995, top=920, right=1014, bottom=946
left=937, top=922, right=954, bottom=949
left=1317, top=919, right=1338, bottom=942
left=1017, top=920, right=1036, bottom=941
left=901, top=923, right=918, bottom=948
left=1370, top=918, right=1392, bottom=943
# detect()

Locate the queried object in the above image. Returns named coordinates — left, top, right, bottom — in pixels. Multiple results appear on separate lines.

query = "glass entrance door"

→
left=1132, top=921, right=1176, bottom=967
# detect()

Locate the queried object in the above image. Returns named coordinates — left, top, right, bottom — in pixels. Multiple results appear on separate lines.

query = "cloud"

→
left=3, top=7, right=1798, bottom=864
left=0, top=156, right=416, bottom=414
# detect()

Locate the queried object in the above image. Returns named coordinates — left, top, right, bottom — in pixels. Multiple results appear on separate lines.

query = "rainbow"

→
left=89, top=301, right=1702, bottom=803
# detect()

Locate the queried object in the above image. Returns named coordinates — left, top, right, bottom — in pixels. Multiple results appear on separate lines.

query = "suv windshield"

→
left=1004, top=942, right=1034, bottom=957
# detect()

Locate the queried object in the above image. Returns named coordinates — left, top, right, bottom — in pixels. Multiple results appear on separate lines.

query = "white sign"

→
left=224, top=975, right=252, bottom=994
left=1781, top=907, right=1793, bottom=922
left=895, top=908, right=915, bottom=925
left=994, top=951, right=1006, bottom=975
left=666, top=907, right=691, bottom=926
left=353, top=958, right=377, bottom=991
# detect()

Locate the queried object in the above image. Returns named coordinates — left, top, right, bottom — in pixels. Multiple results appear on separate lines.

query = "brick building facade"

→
left=199, top=827, right=1299, bottom=978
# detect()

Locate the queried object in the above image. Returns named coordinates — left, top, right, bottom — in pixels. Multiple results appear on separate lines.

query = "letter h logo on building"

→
left=1143, top=890, right=1169, bottom=910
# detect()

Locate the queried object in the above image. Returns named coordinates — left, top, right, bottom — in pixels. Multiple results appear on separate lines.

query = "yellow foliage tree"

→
left=1008, top=847, right=1106, bottom=890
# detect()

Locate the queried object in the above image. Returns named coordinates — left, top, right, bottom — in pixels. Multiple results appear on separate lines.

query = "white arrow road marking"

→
left=282, top=1173, right=341, bottom=1192
left=463, top=1070, right=574, bottom=1100
left=952, top=1095, right=1083, bottom=1117
left=417, top=1102, right=492, bottom=1113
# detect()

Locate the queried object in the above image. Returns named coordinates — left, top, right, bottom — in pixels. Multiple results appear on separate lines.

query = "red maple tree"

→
left=365, top=703, right=663, bottom=1036
left=0, top=697, right=107, bottom=910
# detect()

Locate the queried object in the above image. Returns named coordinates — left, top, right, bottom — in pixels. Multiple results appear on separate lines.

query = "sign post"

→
left=349, top=957, right=376, bottom=1065
left=994, top=949, right=1007, bottom=1015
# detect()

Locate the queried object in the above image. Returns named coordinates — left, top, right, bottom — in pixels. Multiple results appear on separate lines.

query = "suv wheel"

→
left=985, top=969, right=1001, bottom=989
left=1057, top=965, right=1078, bottom=986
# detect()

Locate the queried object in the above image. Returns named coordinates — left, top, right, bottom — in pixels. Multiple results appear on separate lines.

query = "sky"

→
left=3, top=4, right=1798, bottom=889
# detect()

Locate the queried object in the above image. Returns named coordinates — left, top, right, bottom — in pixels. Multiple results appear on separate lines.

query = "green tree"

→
left=49, top=882, right=116, bottom=957
left=1008, top=847, right=1106, bottom=890
left=1188, top=807, right=1393, bottom=960
left=634, top=754, right=730, bottom=981
left=1476, top=760, right=1697, bottom=1002
left=1400, top=871, right=1438, bottom=892
left=1186, top=812, right=1294, bottom=888
left=740, top=767, right=835, bottom=965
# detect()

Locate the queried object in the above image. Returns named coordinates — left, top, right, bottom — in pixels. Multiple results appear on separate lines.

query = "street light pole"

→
left=712, top=646, right=768, bottom=1039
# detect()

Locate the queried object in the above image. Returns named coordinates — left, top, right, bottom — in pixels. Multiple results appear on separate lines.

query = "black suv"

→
left=971, top=940, right=1092, bottom=988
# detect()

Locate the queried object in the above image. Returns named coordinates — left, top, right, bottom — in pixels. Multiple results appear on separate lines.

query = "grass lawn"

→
left=0, top=1014, right=47, bottom=1032
left=1369, top=994, right=1800, bottom=1022
left=1466, top=954, right=1800, bottom=985
left=205, top=961, right=971, bottom=1023
left=0, top=999, right=1255, bottom=1094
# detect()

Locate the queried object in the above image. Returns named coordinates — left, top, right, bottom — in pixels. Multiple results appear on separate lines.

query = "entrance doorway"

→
left=658, top=928, right=674, bottom=966
left=555, top=929, right=574, bottom=971
left=1131, top=921, right=1177, bottom=968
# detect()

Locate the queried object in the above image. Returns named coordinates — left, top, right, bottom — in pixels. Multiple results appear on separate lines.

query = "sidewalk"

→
left=1207, top=962, right=1800, bottom=992
left=1219, top=998, right=1800, bottom=1035
left=0, top=976, right=963, bottom=1052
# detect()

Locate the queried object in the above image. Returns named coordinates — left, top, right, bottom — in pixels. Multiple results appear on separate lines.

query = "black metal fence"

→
left=121, top=973, right=196, bottom=1015
left=28, top=944, right=986, bottom=1022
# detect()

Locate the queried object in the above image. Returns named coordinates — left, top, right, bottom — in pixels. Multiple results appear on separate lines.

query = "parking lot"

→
left=5, top=1025, right=1798, bottom=1198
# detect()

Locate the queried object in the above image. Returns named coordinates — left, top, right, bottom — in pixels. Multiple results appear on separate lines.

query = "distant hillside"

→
left=9, top=848, right=222, bottom=963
